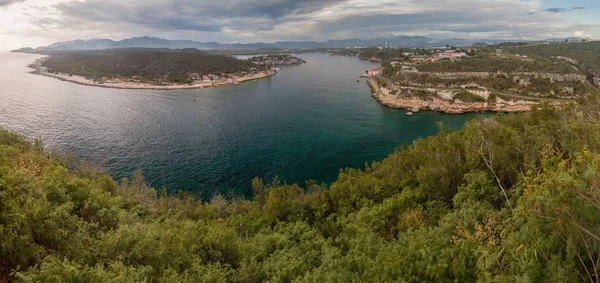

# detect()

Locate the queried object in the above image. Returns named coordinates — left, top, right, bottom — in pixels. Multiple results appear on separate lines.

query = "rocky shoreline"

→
left=29, top=58, right=277, bottom=90
left=367, top=77, right=553, bottom=114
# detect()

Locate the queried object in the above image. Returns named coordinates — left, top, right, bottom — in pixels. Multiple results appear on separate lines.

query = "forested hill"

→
left=2, top=97, right=600, bottom=281
left=40, top=48, right=262, bottom=84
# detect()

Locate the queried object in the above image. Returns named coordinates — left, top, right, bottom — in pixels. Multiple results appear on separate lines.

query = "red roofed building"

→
left=366, top=68, right=380, bottom=76
left=440, top=51, right=467, bottom=59
left=410, top=55, right=427, bottom=62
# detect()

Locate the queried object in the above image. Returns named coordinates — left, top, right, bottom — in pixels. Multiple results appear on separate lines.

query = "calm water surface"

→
left=0, top=52, right=480, bottom=197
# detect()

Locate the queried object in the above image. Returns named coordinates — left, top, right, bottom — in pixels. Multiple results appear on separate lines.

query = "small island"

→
left=367, top=42, right=600, bottom=114
left=29, top=48, right=280, bottom=90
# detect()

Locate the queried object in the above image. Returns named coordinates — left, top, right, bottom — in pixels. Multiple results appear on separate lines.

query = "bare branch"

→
left=581, top=235, right=600, bottom=282
left=479, top=136, right=515, bottom=214
left=575, top=249, right=595, bottom=283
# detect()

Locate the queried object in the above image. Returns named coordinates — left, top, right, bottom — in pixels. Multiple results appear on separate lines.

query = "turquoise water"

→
left=0, top=52, right=480, bottom=198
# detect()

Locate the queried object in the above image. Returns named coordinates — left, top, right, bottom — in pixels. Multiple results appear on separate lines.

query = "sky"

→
left=0, top=0, right=598, bottom=51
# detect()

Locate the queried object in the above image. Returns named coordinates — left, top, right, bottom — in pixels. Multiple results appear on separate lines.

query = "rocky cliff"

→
left=367, top=77, right=542, bottom=114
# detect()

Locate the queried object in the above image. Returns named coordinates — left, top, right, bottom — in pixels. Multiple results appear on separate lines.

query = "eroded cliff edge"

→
left=367, top=77, right=546, bottom=114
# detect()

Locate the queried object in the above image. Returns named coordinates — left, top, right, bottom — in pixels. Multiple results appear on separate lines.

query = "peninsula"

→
left=366, top=41, right=600, bottom=114
left=29, top=48, right=278, bottom=90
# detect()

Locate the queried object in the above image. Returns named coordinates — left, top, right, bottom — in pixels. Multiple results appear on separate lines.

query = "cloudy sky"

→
left=0, top=0, right=598, bottom=50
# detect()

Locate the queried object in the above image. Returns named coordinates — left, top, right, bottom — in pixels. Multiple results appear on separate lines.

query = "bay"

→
left=0, top=52, right=480, bottom=198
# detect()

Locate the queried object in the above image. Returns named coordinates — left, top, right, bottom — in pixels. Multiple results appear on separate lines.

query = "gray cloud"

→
left=55, top=0, right=345, bottom=21
left=545, top=8, right=566, bottom=13
left=17, top=0, right=598, bottom=43
left=0, top=0, right=24, bottom=7
left=535, top=6, right=586, bottom=14
left=49, top=0, right=345, bottom=34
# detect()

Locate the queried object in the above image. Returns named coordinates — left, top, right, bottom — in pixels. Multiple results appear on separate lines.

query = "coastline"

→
left=29, top=58, right=277, bottom=90
left=366, top=77, right=558, bottom=114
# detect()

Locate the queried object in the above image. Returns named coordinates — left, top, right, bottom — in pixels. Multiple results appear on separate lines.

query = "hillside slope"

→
left=2, top=98, right=600, bottom=281
left=508, top=41, right=600, bottom=86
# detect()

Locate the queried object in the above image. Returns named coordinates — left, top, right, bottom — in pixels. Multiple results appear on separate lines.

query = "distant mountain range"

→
left=11, top=36, right=593, bottom=53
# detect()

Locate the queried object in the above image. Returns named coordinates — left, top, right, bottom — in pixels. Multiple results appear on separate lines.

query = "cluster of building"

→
left=408, top=50, right=468, bottom=63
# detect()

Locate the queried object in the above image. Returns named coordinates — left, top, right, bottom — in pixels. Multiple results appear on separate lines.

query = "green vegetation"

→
left=42, top=48, right=261, bottom=84
left=415, top=56, right=578, bottom=74
left=358, top=48, right=406, bottom=61
left=381, top=49, right=598, bottom=99
left=326, top=49, right=361, bottom=56
left=385, top=70, right=596, bottom=98
left=402, top=88, right=437, bottom=99
left=3, top=97, right=600, bottom=281
left=246, top=54, right=305, bottom=66
left=375, top=76, right=389, bottom=88
left=508, top=41, right=600, bottom=82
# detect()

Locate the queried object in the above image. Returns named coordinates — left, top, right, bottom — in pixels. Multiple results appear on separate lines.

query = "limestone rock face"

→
left=366, top=77, right=549, bottom=115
